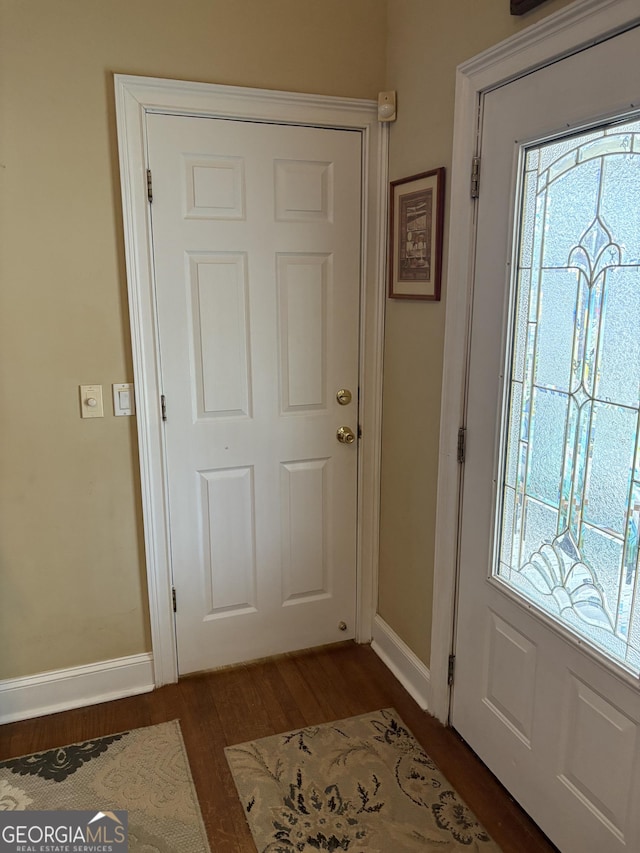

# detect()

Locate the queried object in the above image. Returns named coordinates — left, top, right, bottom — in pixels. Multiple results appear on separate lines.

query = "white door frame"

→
left=431, top=0, right=640, bottom=724
left=114, top=75, right=388, bottom=687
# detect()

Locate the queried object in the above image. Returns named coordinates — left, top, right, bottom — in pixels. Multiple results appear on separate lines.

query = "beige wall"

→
left=378, top=0, right=575, bottom=665
left=0, top=0, right=387, bottom=680
left=0, top=0, right=582, bottom=684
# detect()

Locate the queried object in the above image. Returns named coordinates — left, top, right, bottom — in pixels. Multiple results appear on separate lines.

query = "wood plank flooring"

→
left=0, top=642, right=557, bottom=852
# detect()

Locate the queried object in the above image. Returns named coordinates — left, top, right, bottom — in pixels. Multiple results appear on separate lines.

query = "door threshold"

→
left=177, top=639, right=360, bottom=680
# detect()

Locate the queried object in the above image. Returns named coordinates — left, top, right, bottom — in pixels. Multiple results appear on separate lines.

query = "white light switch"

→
left=113, top=383, right=135, bottom=416
left=80, top=384, right=104, bottom=418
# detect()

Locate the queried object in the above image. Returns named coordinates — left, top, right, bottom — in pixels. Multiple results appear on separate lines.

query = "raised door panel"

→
left=189, top=253, right=252, bottom=419
left=558, top=675, right=638, bottom=841
left=280, top=458, right=330, bottom=604
left=183, top=154, right=245, bottom=219
left=198, top=466, right=257, bottom=617
left=277, top=254, right=329, bottom=412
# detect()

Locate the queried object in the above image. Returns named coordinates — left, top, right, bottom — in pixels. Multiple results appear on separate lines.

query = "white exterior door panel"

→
left=453, top=26, right=640, bottom=853
left=147, top=115, right=361, bottom=673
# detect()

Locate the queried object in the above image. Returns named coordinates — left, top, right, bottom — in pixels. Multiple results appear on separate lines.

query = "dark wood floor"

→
left=0, top=642, right=556, bottom=852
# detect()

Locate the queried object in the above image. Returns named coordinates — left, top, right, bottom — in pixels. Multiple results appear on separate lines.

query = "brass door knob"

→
left=337, top=426, right=356, bottom=444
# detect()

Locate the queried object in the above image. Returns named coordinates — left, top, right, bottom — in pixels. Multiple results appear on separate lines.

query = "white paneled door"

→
left=453, top=25, right=640, bottom=853
left=147, top=115, right=361, bottom=674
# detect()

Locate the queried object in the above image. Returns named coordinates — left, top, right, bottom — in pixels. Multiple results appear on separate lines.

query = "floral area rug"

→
left=0, top=720, right=210, bottom=852
left=225, top=708, right=501, bottom=852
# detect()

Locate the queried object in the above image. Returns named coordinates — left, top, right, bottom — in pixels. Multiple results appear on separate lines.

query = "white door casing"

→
left=432, top=0, right=640, bottom=724
left=114, top=77, right=388, bottom=685
left=148, top=115, right=362, bottom=672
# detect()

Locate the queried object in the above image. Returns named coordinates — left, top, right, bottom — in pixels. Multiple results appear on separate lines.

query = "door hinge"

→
left=172, top=586, right=177, bottom=613
left=457, top=427, right=466, bottom=463
left=470, top=156, right=481, bottom=199
left=146, top=169, right=153, bottom=203
left=161, top=394, right=167, bottom=421
left=448, top=654, right=456, bottom=686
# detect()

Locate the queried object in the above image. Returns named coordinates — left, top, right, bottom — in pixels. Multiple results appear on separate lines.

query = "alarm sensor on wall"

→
left=377, top=91, right=397, bottom=122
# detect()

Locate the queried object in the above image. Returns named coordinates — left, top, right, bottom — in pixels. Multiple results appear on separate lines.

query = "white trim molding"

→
left=372, top=616, right=431, bottom=711
left=431, top=0, right=640, bottom=724
left=114, top=76, right=388, bottom=685
left=0, top=654, right=154, bottom=725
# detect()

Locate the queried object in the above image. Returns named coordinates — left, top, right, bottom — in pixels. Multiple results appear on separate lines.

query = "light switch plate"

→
left=80, top=384, right=104, bottom=418
left=113, top=382, right=135, bottom=416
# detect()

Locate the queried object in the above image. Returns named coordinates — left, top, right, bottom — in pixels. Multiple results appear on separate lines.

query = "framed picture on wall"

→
left=388, top=167, right=445, bottom=301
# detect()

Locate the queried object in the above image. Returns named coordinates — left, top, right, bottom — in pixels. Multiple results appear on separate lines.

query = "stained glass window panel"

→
left=495, top=117, right=640, bottom=675
left=526, top=389, right=567, bottom=506
left=534, top=270, right=577, bottom=392
left=596, top=268, right=640, bottom=407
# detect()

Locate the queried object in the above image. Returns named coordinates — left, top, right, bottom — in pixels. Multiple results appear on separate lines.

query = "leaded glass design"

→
left=496, top=117, right=640, bottom=675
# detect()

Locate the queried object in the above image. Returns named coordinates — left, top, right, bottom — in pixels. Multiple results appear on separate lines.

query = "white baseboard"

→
left=0, top=653, right=155, bottom=725
left=371, top=615, right=431, bottom=711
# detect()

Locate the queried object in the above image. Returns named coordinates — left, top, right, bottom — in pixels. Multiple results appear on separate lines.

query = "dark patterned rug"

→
left=0, top=720, right=210, bottom=852
left=225, top=708, right=501, bottom=852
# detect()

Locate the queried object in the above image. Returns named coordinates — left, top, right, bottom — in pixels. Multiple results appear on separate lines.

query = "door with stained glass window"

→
left=498, top=118, right=640, bottom=675
left=452, top=24, right=640, bottom=853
